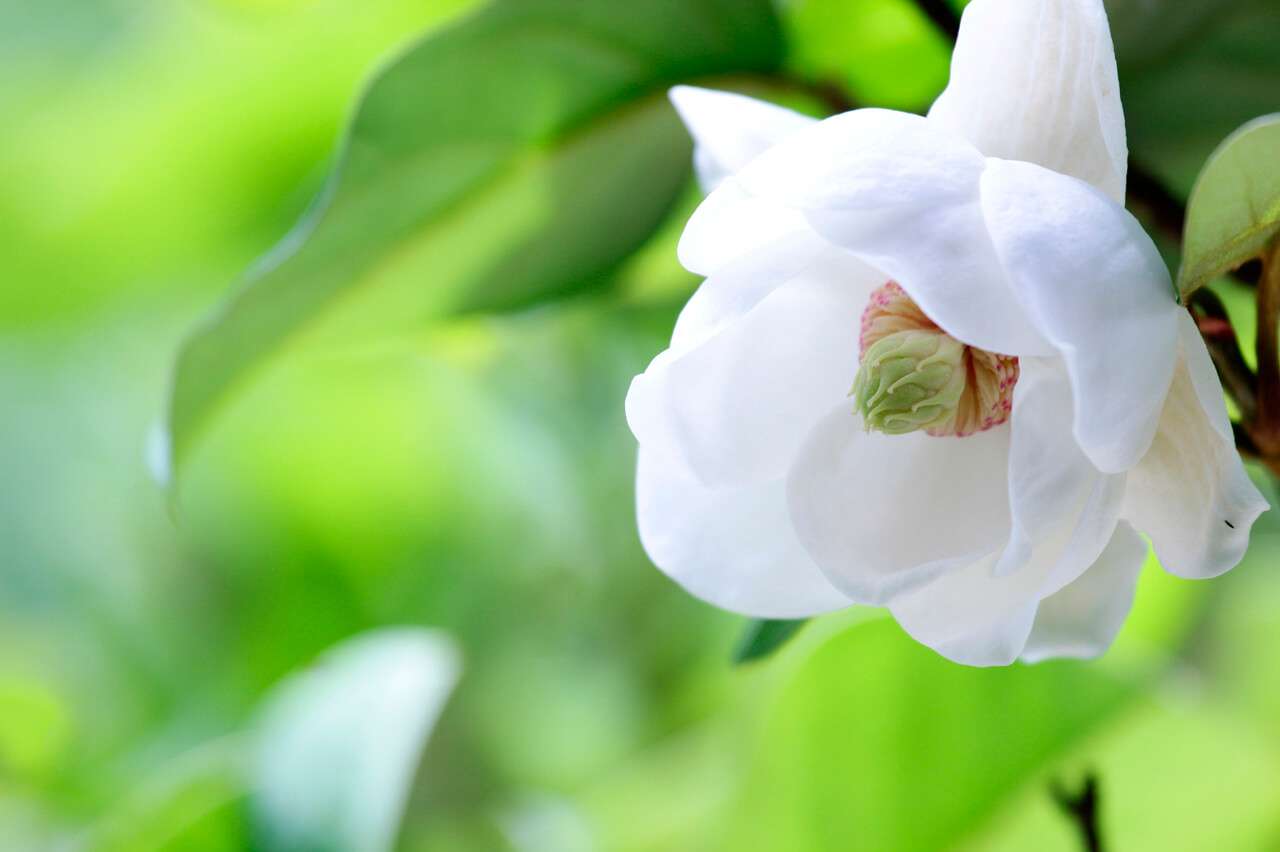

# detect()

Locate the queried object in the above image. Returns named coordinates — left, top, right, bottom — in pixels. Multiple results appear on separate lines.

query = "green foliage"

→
left=1179, top=114, right=1280, bottom=298
left=1120, top=1, right=1280, bottom=193
left=733, top=619, right=808, bottom=664
left=250, top=629, right=460, bottom=852
left=166, top=0, right=783, bottom=477
left=8, top=1, right=1280, bottom=851
left=722, top=620, right=1133, bottom=851
left=782, top=0, right=952, bottom=111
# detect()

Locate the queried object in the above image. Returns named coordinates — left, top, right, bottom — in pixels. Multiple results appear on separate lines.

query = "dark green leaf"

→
left=166, top=0, right=783, bottom=478
left=1121, top=1, right=1280, bottom=193
left=733, top=618, right=808, bottom=664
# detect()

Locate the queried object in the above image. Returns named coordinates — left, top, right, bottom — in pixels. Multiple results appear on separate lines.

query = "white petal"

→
left=1020, top=522, right=1148, bottom=663
left=805, top=197, right=1053, bottom=357
left=1123, top=312, right=1269, bottom=578
left=888, top=379, right=1127, bottom=668
left=929, top=0, right=1127, bottom=202
left=734, top=108, right=986, bottom=211
left=993, top=358, right=1104, bottom=579
left=785, top=407, right=1012, bottom=606
left=627, top=256, right=881, bottom=488
left=980, top=158, right=1178, bottom=474
left=635, top=451, right=852, bottom=618
left=889, top=468, right=1123, bottom=666
left=669, top=86, right=817, bottom=192
left=905, top=587, right=1041, bottom=668
left=677, top=180, right=815, bottom=284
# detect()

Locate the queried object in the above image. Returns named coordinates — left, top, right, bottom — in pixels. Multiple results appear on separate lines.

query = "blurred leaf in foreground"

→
left=1179, top=114, right=1280, bottom=299
left=250, top=627, right=461, bottom=852
left=166, top=0, right=784, bottom=481
left=733, top=618, right=807, bottom=665
left=722, top=620, right=1133, bottom=852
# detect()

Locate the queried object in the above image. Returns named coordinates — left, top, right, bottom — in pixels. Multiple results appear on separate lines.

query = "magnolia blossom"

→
left=626, top=0, right=1269, bottom=665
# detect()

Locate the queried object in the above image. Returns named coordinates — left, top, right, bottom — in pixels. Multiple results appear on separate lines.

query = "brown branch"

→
left=1052, top=775, right=1104, bottom=852
left=1188, top=288, right=1258, bottom=422
left=1251, top=241, right=1280, bottom=468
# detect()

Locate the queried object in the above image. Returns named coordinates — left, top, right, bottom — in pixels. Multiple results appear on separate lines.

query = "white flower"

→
left=625, top=0, right=1269, bottom=665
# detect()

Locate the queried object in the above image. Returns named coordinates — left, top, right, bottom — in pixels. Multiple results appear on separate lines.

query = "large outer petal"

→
left=993, top=358, right=1106, bottom=579
left=805, top=199, right=1052, bottom=357
left=727, top=108, right=1050, bottom=356
left=1020, top=522, right=1149, bottom=663
left=929, top=0, right=1127, bottom=202
left=1123, top=312, right=1269, bottom=578
left=627, top=251, right=882, bottom=488
left=980, top=158, right=1178, bottom=474
left=887, top=378, right=1128, bottom=667
left=669, top=86, right=817, bottom=193
left=636, top=451, right=852, bottom=618
left=677, top=178, right=812, bottom=278
left=786, top=407, right=1012, bottom=606
left=889, top=471, right=1126, bottom=666
left=734, top=108, right=987, bottom=211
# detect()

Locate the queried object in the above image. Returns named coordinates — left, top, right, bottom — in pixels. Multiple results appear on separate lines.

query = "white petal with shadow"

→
left=627, top=255, right=881, bottom=488
left=1123, top=312, right=1269, bottom=578
left=929, top=0, right=1127, bottom=201
left=669, top=86, right=817, bottom=192
left=1021, top=521, right=1148, bottom=662
left=636, top=451, right=852, bottom=618
left=786, top=407, right=1012, bottom=606
left=980, top=158, right=1178, bottom=474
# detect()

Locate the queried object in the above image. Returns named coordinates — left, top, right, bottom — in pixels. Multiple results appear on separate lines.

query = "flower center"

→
left=851, top=281, right=1018, bottom=437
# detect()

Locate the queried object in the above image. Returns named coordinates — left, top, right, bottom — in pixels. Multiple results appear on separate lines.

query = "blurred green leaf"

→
left=166, top=0, right=783, bottom=478
left=1120, top=2, right=1280, bottom=194
left=1179, top=114, right=1280, bottom=298
left=250, top=627, right=461, bottom=852
left=782, top=0, right=951, bottom=111
left=733, top=618, right=808, bottom=665
left=88, top=739, right=247, bottom=852
left=956, top=698, right=1280, bottom=852
left=1106, top=0, right=1261, bottom=70
left=722, top=620, right=1133, bottom=851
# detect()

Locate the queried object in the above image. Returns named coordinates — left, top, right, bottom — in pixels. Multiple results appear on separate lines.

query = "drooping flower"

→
left=625, top=0, right=1268, bottom=665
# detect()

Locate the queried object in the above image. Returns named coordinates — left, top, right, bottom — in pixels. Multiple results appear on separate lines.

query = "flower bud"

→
left=851, top=329, right=967, bottom=435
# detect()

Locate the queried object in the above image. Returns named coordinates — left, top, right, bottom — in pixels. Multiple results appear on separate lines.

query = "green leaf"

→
left=1179, top=113, right=1280, bottom=299
left=87, top=739, right=247, bottom=852
left=1121, top=3, right=1280, bottom=193
left=733, top=618, right=808, bottom=664
left=721, top=619, right=1133, bottom=852
left=250, top=628, right=462, bottom=852
left=781, top=0, right=951, bottom=112
left=166, top=0, right=783, bottom=478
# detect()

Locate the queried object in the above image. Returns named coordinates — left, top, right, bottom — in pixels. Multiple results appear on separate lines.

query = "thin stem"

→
left=1188, top=288, right=1258, bottom=422
left=1052, top=775, right=1104, bottom=852
left=1252, top=240, right=1280, bottom=465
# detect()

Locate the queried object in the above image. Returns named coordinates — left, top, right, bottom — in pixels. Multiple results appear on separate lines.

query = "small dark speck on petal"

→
left=1225, top=520, right=1236, bottom=529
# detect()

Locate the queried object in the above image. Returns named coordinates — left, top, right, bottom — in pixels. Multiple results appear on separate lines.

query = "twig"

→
left=1188, top=288, right=1258, bottom=422
left=1052, top=774, right=1104, bottom=852
left=1250, top=241, right=1280, bottom=475
left=911, top=0, right=961, bottom=40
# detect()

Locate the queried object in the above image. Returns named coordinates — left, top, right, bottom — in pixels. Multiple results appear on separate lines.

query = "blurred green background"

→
left=4, top=0, right=1280, bottom=849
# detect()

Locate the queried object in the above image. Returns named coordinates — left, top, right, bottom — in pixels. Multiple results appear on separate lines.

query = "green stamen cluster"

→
left=851, top=329, right=967, bottom=435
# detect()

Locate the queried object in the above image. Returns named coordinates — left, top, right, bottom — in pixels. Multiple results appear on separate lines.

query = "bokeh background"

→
left=4, top=0, right=1280, bottom=849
